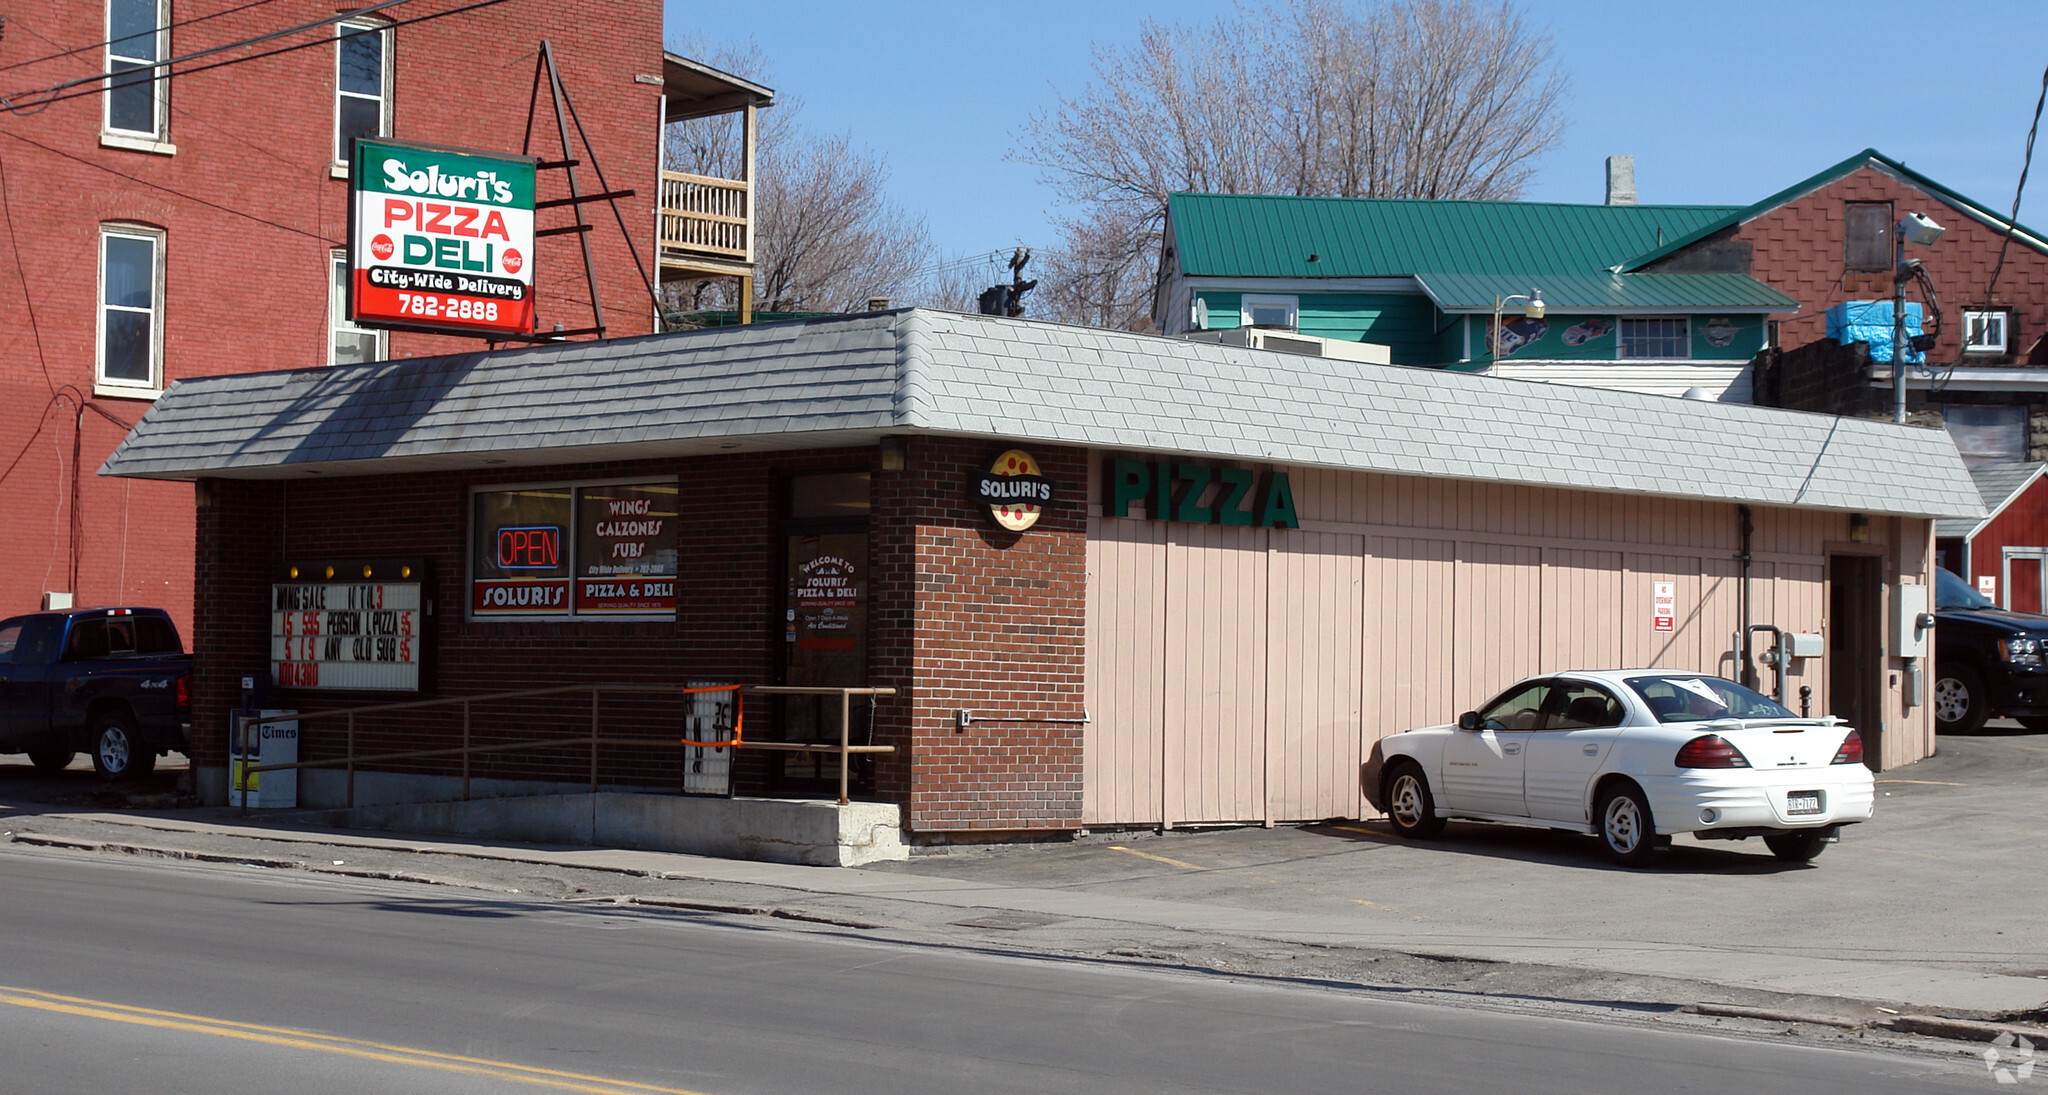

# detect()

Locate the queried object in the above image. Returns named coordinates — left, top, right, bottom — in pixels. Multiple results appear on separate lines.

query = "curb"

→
left=1882, top=1014, right=2048, bottom=1043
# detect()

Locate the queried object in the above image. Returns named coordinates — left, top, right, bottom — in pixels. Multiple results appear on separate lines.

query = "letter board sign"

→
left=348, top=137, right=537, bottom=338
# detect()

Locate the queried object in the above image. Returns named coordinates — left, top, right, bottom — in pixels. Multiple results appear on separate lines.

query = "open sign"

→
left=497, top=526, right=560, bottom=569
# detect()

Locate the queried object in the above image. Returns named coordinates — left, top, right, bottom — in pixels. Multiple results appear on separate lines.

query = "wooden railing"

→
left=659, top=170, right=750, bottom=261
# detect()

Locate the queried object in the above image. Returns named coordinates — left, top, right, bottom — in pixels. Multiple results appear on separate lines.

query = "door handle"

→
left=1583, top=744, right=1600, bottom=756
left=1502, top=744, right=1521, bottom=755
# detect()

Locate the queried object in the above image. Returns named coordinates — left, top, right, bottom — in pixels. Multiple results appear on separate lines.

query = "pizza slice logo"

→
left=974, top=449, right=1053, bottom=532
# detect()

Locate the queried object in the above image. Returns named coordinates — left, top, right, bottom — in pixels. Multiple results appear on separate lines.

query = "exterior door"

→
left=1437, top=679, right=1546, bottom=816
left=2004, top=549, right=2047, bottom=614
left=1522, top=680, right=1627, bottom=823
left=1828, top=554, right=1884, bottom=771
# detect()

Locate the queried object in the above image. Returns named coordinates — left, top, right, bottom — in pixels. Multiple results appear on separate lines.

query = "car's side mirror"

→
left=1457, top=711, right=1483, bottom=731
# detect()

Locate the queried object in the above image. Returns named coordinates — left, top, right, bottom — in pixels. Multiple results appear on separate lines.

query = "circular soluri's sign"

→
left=975, top=449, right=1052, bottom=532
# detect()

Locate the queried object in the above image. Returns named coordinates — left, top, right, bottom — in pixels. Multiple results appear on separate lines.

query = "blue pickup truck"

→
left=0, top=607, right=191, bottom=780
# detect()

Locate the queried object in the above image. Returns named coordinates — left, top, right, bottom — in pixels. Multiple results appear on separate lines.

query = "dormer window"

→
left=1241, top=294, right=1297, bottom=329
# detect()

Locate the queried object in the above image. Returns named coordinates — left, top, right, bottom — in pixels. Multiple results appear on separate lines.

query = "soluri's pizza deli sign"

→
left=350, top=138, right=537, bottom=338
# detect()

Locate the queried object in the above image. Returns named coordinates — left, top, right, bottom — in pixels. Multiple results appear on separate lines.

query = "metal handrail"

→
left=232, top=683, right=896, bottom=813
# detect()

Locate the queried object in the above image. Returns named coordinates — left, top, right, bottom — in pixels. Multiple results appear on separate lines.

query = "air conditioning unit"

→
left=1182, top=327, right=1391, bottom=365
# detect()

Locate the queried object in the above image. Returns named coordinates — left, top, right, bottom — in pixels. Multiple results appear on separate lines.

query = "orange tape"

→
left=677, top=685, right=744, bottom=748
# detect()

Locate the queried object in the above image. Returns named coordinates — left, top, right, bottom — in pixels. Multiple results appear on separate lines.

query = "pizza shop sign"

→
left=1105, top=456, right=1299, bottom=529
left=349, top=137, right=538, bottom=339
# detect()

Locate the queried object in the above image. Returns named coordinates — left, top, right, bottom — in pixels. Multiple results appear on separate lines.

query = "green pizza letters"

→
left=1106, top=457, right=1298, bottom=529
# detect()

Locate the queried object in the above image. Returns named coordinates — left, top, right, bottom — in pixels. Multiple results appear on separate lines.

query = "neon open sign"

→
left=497, top=526, right=560, bottom=569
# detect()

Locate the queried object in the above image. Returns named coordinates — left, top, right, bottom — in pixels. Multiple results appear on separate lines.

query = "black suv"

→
left=1934, top=567, right=2048, bottom=734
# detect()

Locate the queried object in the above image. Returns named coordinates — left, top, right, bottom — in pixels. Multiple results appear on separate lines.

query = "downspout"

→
left=1738, top=505, right=1755, bottom=690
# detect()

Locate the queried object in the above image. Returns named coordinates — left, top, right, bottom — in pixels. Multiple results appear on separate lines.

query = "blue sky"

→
left=664, top=1, right=2048, bottom=284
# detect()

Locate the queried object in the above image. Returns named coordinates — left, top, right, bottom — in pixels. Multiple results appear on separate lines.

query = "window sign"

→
left=349, top=137, right=537, bottom=339
left=575, top=483, right=679, bottom=613
left=471, top=482, right=676, bottom=618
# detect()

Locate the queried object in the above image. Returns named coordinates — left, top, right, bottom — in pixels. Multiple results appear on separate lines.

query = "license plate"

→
left=1786, top=791, right=1823, bottom=815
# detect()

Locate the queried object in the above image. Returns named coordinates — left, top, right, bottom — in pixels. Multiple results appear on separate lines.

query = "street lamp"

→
left=1892, top=213, right=1943, bottom=424
left=1490, top=288, right=1545, bottom=360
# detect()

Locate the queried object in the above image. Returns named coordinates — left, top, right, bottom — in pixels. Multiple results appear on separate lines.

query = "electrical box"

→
left=1892, top=583, right=1931, bottom=659
left=1788, top=632, right=1824, bottom=659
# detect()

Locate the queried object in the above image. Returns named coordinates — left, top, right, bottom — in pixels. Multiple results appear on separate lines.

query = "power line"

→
left=2, top=0, right=516, bottom=115
left=0, top=0, right=285, bottom=75
left=0, top=0, right=408, bottom=111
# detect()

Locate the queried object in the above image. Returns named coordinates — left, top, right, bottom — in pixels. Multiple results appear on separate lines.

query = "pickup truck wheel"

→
left=27, top=749, right=74, bottom=773
left=90, top=713, right=154, bottom=781
left=1933, top=664, right=1988, bottom=735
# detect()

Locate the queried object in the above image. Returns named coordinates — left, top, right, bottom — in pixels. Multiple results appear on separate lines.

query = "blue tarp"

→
left=1825, top=300, right=1924, bottom=364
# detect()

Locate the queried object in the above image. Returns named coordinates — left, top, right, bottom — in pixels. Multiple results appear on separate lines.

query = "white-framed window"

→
left=97, top=224, right=164, bottom=393
left=334, top=20, right=392, bottom=164
left=1618, top=317, right=1690, bottom=359
left=1240, top=293, right=1298, bottom=329
left=1964, top=309, right=2010, bottom=354
left=104, top=0, right=168, bottom=140
left=329, top=252, right=385, bottom=366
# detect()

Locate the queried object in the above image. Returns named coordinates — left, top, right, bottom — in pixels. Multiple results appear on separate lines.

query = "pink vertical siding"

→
left=1082, top=517, right=1169, bottom=825
left=1083, top=466, right=1932, bottom=827
left=1162, top=524, right=1269, bottom=825
left=1265, top=530, right=1366, bottom=821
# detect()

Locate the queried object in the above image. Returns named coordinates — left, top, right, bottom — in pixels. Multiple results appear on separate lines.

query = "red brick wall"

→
left=0, top=1, right=665, bottom=626
left=189, top=437, right=1095, bottom=833
left=1688, top=162, right=2048, bottom=362
left=875, top=438, right=1089, bottom=836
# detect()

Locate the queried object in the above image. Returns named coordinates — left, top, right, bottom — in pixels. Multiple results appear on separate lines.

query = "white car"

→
left=1364, top=670, right=1875, bottom=865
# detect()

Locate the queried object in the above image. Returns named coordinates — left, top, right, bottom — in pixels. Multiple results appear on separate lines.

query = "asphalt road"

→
left=0, top=849, right=1990, bottom=1095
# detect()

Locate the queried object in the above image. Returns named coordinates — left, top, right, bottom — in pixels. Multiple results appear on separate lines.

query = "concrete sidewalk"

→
left=3, top=731, right=2045, bottom=1025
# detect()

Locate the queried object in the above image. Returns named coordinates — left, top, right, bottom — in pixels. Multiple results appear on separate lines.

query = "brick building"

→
left=0, top=1, right=766, bottom=625
left=103, top=310, right=1977, bottom=843
left=1623, top=150, right=2048, bottom=458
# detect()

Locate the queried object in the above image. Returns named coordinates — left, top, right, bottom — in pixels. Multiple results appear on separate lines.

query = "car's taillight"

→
left=1675, top=734, right=1750, bottom=768
left=1831, top=729, right=1864, bottom=765
left=175, top=673, right=190, bottom=709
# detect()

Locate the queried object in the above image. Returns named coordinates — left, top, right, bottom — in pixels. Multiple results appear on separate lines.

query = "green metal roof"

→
left=1416, top=271, right=1799, bottom=314
left=1621, top=148, right=2048, bottom=271
left=1167, top=192, right=1743, bottom=278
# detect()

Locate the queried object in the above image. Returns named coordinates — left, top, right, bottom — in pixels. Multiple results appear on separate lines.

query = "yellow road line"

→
left=1109, top=845, right=1204, bottom=871
left=1875, top=779, right=1965, bottom=786
left=0, top=986, right=710, bottom=1095
left=1331, top=825, right=1377, bottom=835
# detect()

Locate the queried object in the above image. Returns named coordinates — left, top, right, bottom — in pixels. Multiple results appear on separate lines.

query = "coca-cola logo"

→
left=370, top=234, right=395, bottom=261
left=502, top=248, right=524, bottom=274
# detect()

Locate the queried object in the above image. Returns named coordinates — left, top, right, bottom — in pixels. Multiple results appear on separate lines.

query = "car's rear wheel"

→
left=1383, top=762, right=1444, bottom=839
left=27, top=749, right=74, bottom=773
left=90, top=712, right=154, bottom=782
left=1933, top=664, right=1989, bottom=735
left=1762, top=829, right=1830, bottom=862
left=1595, top=782, right=1659, bottom=866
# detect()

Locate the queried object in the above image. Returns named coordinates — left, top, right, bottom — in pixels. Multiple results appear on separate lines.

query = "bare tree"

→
left=1016, top=0, right=1570, bottom=329
left=664, top=41, right=932, bottom=315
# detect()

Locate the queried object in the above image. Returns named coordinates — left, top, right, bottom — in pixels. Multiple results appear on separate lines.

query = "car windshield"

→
left=1936, top=566, right=1995, bottom=610
left=1624, top=675, right=1794, bottom=722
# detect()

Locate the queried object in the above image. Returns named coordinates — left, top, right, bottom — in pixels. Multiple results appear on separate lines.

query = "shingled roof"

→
left=101, top=309, right=1982, bottom=519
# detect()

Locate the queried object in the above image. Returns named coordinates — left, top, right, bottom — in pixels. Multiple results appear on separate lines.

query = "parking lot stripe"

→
left=0, top=986, right=710, bottom=1095
left=1875, top=779, right=1964, bottom=786
left=1110, top=846, right=1203, bottom=871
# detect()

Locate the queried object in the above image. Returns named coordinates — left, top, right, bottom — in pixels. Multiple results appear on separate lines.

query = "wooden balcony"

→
left=660, top=170, right=750, bottom=276
left=658, top=54, right=773, bottom=304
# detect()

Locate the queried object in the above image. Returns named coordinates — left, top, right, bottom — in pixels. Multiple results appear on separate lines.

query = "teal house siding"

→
left=1299, top=293, right=1438, bottom=364
left=1194, top=290, right=1440, bottom=364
